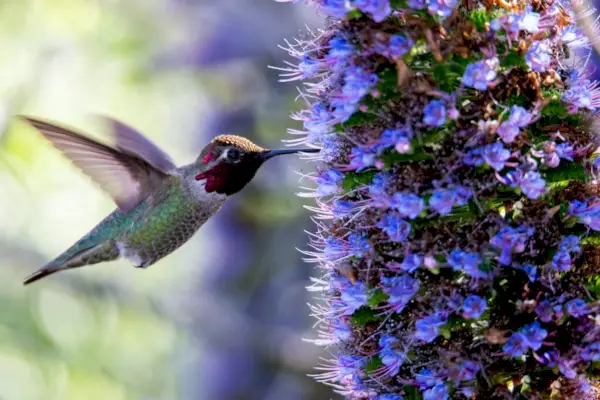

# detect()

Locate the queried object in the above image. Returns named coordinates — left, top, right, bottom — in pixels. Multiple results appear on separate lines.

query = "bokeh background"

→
left=0, top=1, right=331, bottom=399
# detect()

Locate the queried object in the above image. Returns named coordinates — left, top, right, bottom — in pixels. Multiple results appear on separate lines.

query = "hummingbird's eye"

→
left=227, top=148, right=241, bottom=162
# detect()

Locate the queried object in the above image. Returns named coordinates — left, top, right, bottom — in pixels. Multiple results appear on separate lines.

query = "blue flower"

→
left=379, top=334, right=404, bottom=376
left=535, top=300, right=555, bottom=323
left=520, top=264, right=537, bottom=282
left=349, top=147, right=377, bottom=171
left=423, top=99, right=447, bottom=127
left=354, top=0, right=392, bottom=22
left=526, top=40, right=552, bottom=72
left=415, top=369, right=437, bottom=388
left=415, top=313, right=447, bottom=343
left=447, top=250, right=485, bottom=278
left=377, top=213, right=412, bottom=242
left=340, top=281, right=369, bottom=315
left=391, top=193, right=425, bottom=219
left=503, top=332, right=529, bottom=357
left=377, top=395, right=404, bottom=400
left=423, top=383, right=449, bottom=400
left=348, top=233, right=371, bottom=256
left=462, top=295, right=487, bottom=319
left=388, top=35, right=413, bottom=59
left=521, top=321, right=548, bottom=351
left=400, top=253, right=422, bottom=273
left=328, top=37, right=354, bottom=60
left=565, top=299, right=589, bottom=317
left=462, top=58, right=498, bottom=90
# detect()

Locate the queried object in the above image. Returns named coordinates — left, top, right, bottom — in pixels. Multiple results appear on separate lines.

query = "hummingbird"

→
left=19, top=116, right=319, bottom=285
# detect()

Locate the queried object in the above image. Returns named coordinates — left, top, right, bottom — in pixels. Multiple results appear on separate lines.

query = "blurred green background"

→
left=0, top=0, right=330, bottom=399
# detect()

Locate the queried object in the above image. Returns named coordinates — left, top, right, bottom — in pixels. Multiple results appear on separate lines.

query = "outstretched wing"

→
left=21, top=115, right=176, bottom=212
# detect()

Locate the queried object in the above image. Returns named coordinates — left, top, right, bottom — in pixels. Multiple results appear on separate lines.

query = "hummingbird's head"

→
left=192, top=134, right=319, bottom=196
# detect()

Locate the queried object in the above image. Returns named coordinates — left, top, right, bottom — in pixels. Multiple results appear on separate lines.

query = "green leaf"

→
left=342, top=170, right=376, bottom=192
left=501, top=50, right=527, bottom=69
left=368, top=289, right=390, bottom=307
left=543, top=163, right=586, bottom=183
left=390, top=0, right=407, bottom=7
left=364, top=356, right=383, bottom=376
left=404, top=385, right=424, bottom=400
left=351, top=307, right=382, bottom=326
left=335, top=112, right=378, bottom=132
left=469, top=9, right=490, bottom=32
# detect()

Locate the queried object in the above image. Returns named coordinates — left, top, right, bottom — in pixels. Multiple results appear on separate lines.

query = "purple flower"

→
left=535, top=300, right=555, bottom=323
left=462, top=295, right=487, bottom=319
left=429, top=186, right=472, bottom=216
left=526, top=40, right=552, bottom=72
left=427, top=0, right=458, bottom=18
left=337, top=354, right=367, bottom=377
left=462, top=58, right=499, bottom=91
left=429, top=189, right=455, bottom=215
left=503, top=332, right=529, bottom=357
left=565, top=299, right=589, bottom=317
left=423, top=383, right=449, bottom=400
left=490, top=226, right=534, bottom=265
left=381, top=275, right=420, bottom=313
left=339, top=281, right=369, bottom=315
left=497, top=105, right=533, bottom=143
left=415, top=313, right=447, bottom=343
left=552, top=250, right=573, bottom=272
left=581, top=343, right=600, bottom=361
left=400, top=253, right=422, bottom=273
left=355, top=0, right=392, bottom=22
left=569, top=200, right=600, bottom=231
left=349, top=147, right=377, bottom=171
left=369, top=172, right=389, bottom=197
left=496, top=122, right=520, bottom=144
left=520, top=171, right=546, bottom=199
left=316, top=169, right=344, bottom=196
left=558, top=358, right=578, bottom=379
left=391, top=193, right=425, bottom=219
left=481, top=142, right=511, bottom=171
left=378, top=128, right=414, bottom=154
left=423, top=100, right=447, bottom=127
left=377, top=213, right=411, bottom=242
left=333, top=67, right=378, bottom=121
left=408, top=0, right=426, bottom=9
left=455, top=360, right=480, bottom=381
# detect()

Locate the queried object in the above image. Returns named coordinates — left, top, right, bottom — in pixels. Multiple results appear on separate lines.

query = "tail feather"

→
left=22, top=241, right=119, bottom=285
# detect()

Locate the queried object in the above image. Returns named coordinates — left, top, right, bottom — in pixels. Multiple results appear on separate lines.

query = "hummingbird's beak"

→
left=260, top=148, right=320, bottom=160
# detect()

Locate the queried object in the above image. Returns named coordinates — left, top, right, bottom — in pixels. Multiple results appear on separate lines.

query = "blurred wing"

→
left=21, top=116, right=174, bottom=212
left=98, top=116, right=176, bottom=172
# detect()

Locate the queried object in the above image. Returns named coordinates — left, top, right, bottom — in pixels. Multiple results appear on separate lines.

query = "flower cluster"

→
left=279, top=0, right=600, bottom=398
